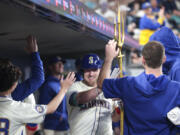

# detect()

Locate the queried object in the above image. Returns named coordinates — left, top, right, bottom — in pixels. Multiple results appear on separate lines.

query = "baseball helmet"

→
left=81, top=54, right=102, bottom=69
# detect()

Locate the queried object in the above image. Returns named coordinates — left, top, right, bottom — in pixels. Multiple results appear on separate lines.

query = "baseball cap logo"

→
left=89, top=56, right=94, bottom=64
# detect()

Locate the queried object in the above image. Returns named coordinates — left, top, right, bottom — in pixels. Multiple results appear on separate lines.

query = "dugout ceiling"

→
left=0, top=0, right=140, bottom=60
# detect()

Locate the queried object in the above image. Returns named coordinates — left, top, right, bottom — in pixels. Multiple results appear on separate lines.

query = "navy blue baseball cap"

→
left=48, top=56, right=66, bottom=65
left=142, top=2, right=151, bottom=9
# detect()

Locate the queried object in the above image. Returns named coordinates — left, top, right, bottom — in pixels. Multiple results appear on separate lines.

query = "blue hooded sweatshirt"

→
left=102, top=72, right=180, bottom=135
left=150, top=27, right=180, bottom=82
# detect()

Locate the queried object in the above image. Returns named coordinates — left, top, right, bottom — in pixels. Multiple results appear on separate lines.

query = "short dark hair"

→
left=0, top=58, right=22, bottom=92
left=142, top=41, right=165, bottom=68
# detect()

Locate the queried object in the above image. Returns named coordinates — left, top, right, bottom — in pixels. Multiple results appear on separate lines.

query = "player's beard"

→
left=83, top=76, right=98, bottom=87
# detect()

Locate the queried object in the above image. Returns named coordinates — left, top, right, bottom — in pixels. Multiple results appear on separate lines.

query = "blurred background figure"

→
left=38, top=56, right=70, bottom=135
left=162, top=0, right=180, bottom=34
left=151, top=0, right=160, bottom=15
left=95, top=0, right=116, bottom=23
left=75, top=58, right=83, bottom=81
left=139, top=2, right=165, bottom=46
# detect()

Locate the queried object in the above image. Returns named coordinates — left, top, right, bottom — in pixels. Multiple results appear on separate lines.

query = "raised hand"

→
left=25, top=35, right=38, bottom=54
left=105, top=39, right=119, bottom=61
left=159, top=7, right=165, bottom=18
left=60, top=72, right=76, bottom=92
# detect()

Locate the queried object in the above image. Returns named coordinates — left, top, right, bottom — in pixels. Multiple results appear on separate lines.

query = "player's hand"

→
left=112, top=107, right=120, bottom=122
left=159, top=7, right=165, bottom=18
left=105, top=39, right=119, bottom=61
left=25, top=35, right=38, bottom=54
left=60, top=72, right=76, bottom=92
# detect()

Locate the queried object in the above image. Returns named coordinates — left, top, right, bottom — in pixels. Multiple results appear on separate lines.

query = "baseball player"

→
left=0, top=35, right=44, bottom=135
left=38, top=56, right=70, bottom=135
left=150, top=27, right=180, bottom=133
left=0, top=60, right=75, bottom=135
left=66, top=54, right=113, bottom=135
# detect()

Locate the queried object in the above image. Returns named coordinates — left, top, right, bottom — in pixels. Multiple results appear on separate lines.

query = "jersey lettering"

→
left=0, top=118, right=9, bottom=135
left=80, top=99, right=110, bottom=110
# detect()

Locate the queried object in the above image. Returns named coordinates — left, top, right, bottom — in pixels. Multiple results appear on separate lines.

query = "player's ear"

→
left=162, top=55, right=166, bottom=64
left=142, top=56, right=146, bottom=66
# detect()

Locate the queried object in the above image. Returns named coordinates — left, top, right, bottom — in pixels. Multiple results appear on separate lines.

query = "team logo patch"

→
left=35, top=105, right=44, bottom=113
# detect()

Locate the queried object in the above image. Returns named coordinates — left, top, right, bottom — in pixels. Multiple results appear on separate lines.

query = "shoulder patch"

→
left=35, top=105, right=44, bottom=113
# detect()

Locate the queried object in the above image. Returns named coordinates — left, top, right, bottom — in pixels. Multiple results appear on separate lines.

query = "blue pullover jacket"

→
left=38, top=76, right=69, bottom=131
left=103, top=72, right=180, bottom=135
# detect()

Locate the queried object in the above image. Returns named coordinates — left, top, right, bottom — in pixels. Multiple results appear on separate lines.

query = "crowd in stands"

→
left=79, top=0, right=180, bottom=42
left=79, top=0, right=179, bottom=66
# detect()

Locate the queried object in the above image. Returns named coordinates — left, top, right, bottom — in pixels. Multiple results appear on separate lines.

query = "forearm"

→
left=46, top=89, right=66, bottom=114
left=76, top=87, right=101, bottom=104
left=98, top=58, right=113, bottom=89
left=31, top=52, right=44, bottom=84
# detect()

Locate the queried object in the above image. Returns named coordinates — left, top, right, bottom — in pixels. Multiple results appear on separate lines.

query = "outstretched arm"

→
left=46, top=72, right=75, bottom=114
left=97, top=40, right=119, bottom=89
left=70, top=87, right=101, bottom=105
left=12, top=35, right=44, bottom=101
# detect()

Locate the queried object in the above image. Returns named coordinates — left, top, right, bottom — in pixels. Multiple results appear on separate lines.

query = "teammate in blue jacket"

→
left=97, top=39, right=180, bottom=135
left=139, top=2, right=165, bottom=46
left=38, top=56, right=69, bottom=135
left=11, top=35, right=44, bottom=101
left=150, top=26, right=180, bottom=130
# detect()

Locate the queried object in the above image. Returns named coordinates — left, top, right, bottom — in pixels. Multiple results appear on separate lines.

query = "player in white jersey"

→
left=66, top=54, right=113, bottom=135
left=24, top=94, right=39, bottom=135
left=0, top=60, right=75, bottom=135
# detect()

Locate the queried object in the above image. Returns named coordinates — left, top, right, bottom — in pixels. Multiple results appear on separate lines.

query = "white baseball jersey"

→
left=15, top=94, right=37, bottom=135
left=0, top=96, right=46, bottom=135
left=66, top=81, right=113, bottom=135
left=23, top=94, right=36, bottom=104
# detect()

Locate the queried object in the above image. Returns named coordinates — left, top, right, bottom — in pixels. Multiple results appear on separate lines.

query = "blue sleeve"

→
left=140, top=16, right=161, bottom=30
left=12, top=52, right=45, bottom=101
left=173, top=69, right=180, bottom=82
left=102, top=78, right=127, bottom=99
left=112, top=121, right=120, bottom=129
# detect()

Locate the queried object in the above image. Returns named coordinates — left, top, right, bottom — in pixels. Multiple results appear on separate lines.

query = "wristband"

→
left=69, top=92, right=78, bottom=106
left=115, top=107, right=120, bottom=115
left=26, top=124, right=38, bottom=131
